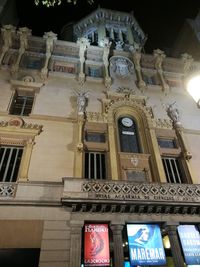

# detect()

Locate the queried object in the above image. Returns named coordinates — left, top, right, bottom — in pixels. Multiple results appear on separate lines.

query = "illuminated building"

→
left=0, top=7, right=200, bottom=267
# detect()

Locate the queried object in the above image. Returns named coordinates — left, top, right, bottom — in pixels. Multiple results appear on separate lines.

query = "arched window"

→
left=118, top=116, right=140, bottom=153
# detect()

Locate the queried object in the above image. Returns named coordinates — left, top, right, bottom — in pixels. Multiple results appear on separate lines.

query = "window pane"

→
left=118, top=117, right=140, bottom=153
left=0, top=146, right=23, bottom=182
left=84, top=152, right=106, bottom=180
left=10, top=94, right=34, bottom=116
left=158, top=139, right=176, bottom=148
left=162, top=157, right=183, bottom=184
left=85, top=132, right=105, bottom=143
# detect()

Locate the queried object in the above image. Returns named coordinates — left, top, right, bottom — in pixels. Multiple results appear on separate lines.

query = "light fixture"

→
left=186, top=73, right=200, bottom=108
left=34, top=0, right=94, bottom=7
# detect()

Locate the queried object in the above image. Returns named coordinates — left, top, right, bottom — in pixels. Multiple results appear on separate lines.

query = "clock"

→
left=121, top=117, right=133, bottom=127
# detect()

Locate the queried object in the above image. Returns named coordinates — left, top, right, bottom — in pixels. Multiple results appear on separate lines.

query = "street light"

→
left=186, top=73, right=200, bottom=108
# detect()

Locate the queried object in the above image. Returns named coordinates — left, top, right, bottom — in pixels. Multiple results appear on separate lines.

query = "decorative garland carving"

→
left=0, top=118, right=43, bottom=133
left=86, top=111, right=107, bottom=123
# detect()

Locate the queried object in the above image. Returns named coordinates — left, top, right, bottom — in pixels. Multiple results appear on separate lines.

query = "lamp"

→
left=186, top=73, right=200, bottom=108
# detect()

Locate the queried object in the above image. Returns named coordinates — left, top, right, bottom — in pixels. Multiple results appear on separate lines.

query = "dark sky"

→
left=16, top=0, right=199, bottom=53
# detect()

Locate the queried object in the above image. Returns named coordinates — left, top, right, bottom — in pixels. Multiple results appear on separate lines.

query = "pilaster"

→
left=70, top=221, right=84, bottom=267
left=39, top=220, right=70, bottom=267
left=110, top=223, right=125, bottom=267
left=165, top=222, right=185, bottom=267
left=108, top=123, right=119, bottom=180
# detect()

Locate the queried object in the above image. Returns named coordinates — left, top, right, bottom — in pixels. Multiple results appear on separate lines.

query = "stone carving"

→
left=11, top=27, right=32, bottom=74
left=116, top=87, right=136, bottom=96
left=110, top=56, right=134, bottom=79
left=0, top=118, right=43, bottom=132
left=166, top=102, right=180, bottom=124
left=181, top=53, right=194, bottom=74
left=82, top=181, right=200, bottom=202
left=86, top=112, right=107, bottom=122
left=0, top=25, right=16, bottom=65
left=75, top=90, right=89, bottom=115
left=115, top=40, right=124, bottom=51
left=154, top=119, right=172, bottom=129
left=22, top=75, right=35, bottom=83
left=102, top=37, right=112, bottom=87
left=0, top=184, right=16, bottom=197
left=77, top=37, right=90, bottom=84
left=41, top=31, right=57, bottom=80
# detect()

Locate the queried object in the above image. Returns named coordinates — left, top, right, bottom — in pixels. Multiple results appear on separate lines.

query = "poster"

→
left=177, top=225, right=200, bottom=265
left=84, top=224, right=110, bottom=266
left=127, top=224, right=166, bottom=266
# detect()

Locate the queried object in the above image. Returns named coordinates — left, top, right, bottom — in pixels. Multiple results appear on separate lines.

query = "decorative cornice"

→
left=62, top=178, right=200, bottom=215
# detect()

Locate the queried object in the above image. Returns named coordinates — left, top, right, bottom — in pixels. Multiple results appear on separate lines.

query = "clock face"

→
left=121, top=117, right=133, bottom=127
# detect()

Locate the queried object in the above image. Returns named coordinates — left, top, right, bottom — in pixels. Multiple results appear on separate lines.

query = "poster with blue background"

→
left=178, top=225, right=200, bottom=265
left=127, top=224, right=166, bottom=266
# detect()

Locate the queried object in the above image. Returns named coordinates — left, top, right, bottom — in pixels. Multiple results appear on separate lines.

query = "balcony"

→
left=62, top=178, right=200, bottom=215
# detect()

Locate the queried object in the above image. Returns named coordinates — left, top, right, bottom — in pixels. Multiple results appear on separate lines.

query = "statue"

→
left=166, top=102, right=179, bottom=123
left=76, top=91, right=89, bottom=115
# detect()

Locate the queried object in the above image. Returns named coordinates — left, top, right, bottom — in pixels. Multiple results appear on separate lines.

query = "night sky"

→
left=16, top=0, right=199, bottom=53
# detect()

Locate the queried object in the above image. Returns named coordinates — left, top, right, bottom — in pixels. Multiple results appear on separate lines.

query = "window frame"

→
left=0, top=117, right=42, bottom=182
left=9, top=90, right=35, bottom=116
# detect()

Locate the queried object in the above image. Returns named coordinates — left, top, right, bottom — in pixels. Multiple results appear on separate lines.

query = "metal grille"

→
left=0, top=146, right=23, bottom=182
left=10, top=94, right=34, bottom=116
left=84, top=152, right=106, bottom=180
left=162, top=157, right=183, bottom=183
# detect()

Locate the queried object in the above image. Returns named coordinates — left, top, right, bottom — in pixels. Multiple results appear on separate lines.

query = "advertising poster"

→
left=84, top=224, right=110, bottom=266
left=127, top=224, right=166, bottom=266
left=177, top=225, right=200, bottom=265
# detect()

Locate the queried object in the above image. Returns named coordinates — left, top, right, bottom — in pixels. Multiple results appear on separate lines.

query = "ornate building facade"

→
left=0, top=7, right=200, bottom=267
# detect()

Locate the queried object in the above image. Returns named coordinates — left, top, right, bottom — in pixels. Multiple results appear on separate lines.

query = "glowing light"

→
left=186, top=75, right=200, bottom=108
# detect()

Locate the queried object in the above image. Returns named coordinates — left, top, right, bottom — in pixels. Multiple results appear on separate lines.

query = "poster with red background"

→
left=84, top=224, right=110, bottom=266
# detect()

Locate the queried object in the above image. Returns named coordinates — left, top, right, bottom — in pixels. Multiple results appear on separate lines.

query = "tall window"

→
left=118, top=117, right=140, bottom=153
left=9, top=91, right=34, bottom=116
left=0, top=146, right=23, bottom=182
left=84, top=151, right=106, bottom=179
left=162, top=157, right=184, bottom=183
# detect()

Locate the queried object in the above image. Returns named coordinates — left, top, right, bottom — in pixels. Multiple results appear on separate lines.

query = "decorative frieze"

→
left=0, top=183, right=17, bottom=197
left=62, top=178, right=200, bottom=215
left=86, top=111, right=107, bottom=123
left=154, top=118, right=172, bottom=129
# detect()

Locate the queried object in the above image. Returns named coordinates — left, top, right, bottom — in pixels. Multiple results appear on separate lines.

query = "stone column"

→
left=110, top=224, right=124, bottom=267
left=165, top=223, right=185, bottom=267
left=41, top=31, right=57, bottom=80
left=153, top=49, right=169, bottom=93
left=70, top=221, right=84, bottom=267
